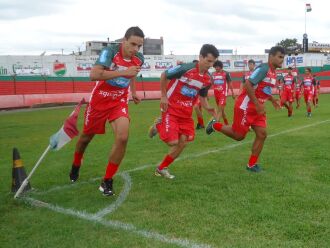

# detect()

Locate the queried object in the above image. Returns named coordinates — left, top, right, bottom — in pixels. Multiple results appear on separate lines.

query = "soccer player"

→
left=240, top=59, right=256, bottom=95
left=148, top=44, right=218, bottom=179
left=213, top=61, right=234, bottom=124
left=294, top=74, right=302, bottom=109
left=206, top=46, right=284, bottom=172
left=280, top=67, right=296, bottom=117
left=69, top=27, right=145, bottom=196
left=312, top=75, right=320, bottom=107
left=302, top=68, right=315, bottom=117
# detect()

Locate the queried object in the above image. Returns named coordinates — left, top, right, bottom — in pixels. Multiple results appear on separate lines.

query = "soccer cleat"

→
left=148, top=117, right=161, bottom=138
left=205, top=119, right=216, bottom=135
left=196, top=123, right=205, bottom=130
left=307, top=112, right=312, bottom=118
left=69, top=165, right=80, bottom=182
left=246, top=164, right=262, bottom=173
left=155, top=167, right=175, bottom=179
left=99, top=179, right=114, bottom=196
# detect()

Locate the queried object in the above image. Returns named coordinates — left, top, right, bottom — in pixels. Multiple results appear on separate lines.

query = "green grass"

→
left=1, top=95, right=330, bottom=248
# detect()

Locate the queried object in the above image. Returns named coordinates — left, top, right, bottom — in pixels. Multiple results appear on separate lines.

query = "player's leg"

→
left=100, top=116, right=130, bottom=196
left=194, top=104, right=204, bottom=129
left=246, top=125, right=267, bottom=172
left=220, top=105, right=229, bottom=125
left=69, top=133, right=95, bottom=182
left=155, top=135, right=188, bottom=179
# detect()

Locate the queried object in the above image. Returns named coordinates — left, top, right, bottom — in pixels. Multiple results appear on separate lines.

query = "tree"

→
left=277, top=38, right=301, bottom=54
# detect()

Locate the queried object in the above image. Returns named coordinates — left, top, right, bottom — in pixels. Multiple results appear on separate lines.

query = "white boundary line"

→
left=23, top=119, right=330, bottom=248
left=22, top=197, right=212, bottom=248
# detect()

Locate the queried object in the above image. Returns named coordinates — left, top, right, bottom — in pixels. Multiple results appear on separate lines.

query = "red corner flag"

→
left=50, top=99, right=86, bottom=150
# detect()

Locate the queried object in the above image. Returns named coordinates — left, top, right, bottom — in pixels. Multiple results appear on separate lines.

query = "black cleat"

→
left=196, top=123, right=205, bottom=130
left=69, top=165, right=80, bottom=182
left=246, top=164, right=262, bottom=173
left=99, top=179, right=114, bottom=196
left=206, top=119, right=216, bottom=135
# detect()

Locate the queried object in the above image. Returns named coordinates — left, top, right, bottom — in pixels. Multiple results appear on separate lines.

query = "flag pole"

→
left=305, top=7, right=307, bottom=34
left=14, top=145, right=51, bottom=199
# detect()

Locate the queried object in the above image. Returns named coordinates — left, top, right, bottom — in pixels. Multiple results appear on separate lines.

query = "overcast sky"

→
left=0, top=0, right=328, bottom=56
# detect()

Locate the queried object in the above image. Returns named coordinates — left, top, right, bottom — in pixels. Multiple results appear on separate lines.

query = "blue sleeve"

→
left=95, top=47, right=114, bottom=68
left=165, top=63, right=194, bottom=80
left=248, top=65, right=268, bottom=85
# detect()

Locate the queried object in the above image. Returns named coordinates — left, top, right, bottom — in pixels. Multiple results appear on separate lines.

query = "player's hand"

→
left=160, top=96, right=168, bottom=112
left=124, top=66, right=141, bottom=77
left=132, top=94, right=141, bottom=104
left=272, top=99, right=281, bottom=110
left=256, top=103, right=265, bottom=115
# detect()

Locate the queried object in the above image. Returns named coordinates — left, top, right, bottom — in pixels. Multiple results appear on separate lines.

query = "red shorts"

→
left=232, top=96, right=267, bottom=137
left=304, top=91, right=313, bottom=103
left=83, top=103, right=129, bottom=134
left=214, top=90, right=227, bottom=106
left=295, top=91, right=301, bottom=99
left=281, top=88, right=293, bottom=103
left=156, top=112, right=195, bottom=143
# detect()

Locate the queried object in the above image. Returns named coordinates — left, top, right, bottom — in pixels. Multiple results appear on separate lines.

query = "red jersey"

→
left=89, top=44, right=144, bottom=111
left=302, top=75, right=314, bottom=93
left=283, top=74, right=295, bottom=90
left=212, top=70, right=231, bottom=95
left=165, top=62, right=212, bottom=118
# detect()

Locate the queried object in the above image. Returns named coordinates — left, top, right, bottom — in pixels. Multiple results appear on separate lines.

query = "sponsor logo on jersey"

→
left=106, top=77, right=130, bottom=88
left=180, top=85, right=198, bottom=98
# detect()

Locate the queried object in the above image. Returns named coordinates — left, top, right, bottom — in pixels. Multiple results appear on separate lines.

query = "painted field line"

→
left=23, top=197, right=212, bottom=248
left=31, top=119, right=330, bottom=195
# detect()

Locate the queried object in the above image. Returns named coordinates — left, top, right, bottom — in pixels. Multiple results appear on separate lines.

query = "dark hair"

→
left=124, top=26, right=145, bottom=39
left=200, top=44, right=219, bottom=58
left=192, top=60, right=199, bottom=63
left=269, top=46, right=286, bottom=56
left=248, top=59, right=255, bottom=64
left=306, top=67, right=312, bottom=73
left=213, top=60, right=223, bottom=68
left=288, top=67, right=292, bottom=70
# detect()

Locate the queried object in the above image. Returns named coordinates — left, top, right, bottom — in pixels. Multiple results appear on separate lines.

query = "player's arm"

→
left=246, top=65, right=268, bottom=115
left=130, top=77, right=140, bottom=104
left=199, top=85, right=216, bottom=118
left=90, top=47, right=140, bottom=81
left=268, top=95, right=280, bottom=110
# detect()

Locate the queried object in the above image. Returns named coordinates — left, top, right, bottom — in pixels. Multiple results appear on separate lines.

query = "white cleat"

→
left=155, top=168, right=175, bottom=179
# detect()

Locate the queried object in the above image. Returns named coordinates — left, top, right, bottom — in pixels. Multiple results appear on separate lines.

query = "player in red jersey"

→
left=212, top=61, right=234, bottom=124
left=302, top=68, right=315, bottom=117
left=206, top=46, right=284, bottom=172
left=240, top=59, right=256, bottom=95
left=69, top=27, right=145, bottom=196
left=312, top=75, right=320, bottom=107
left=280, top=67, right=296, bottom=117
left=148, top=44, right=218, bottom=179
left=294, top=74, right=302, bottom=109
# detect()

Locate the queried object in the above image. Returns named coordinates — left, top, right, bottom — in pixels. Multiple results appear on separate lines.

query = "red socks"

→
left=158, top=155, right=175, bottom=170
left=104, top=162, right=119, bottom=180
left=307, top=106, right=311, bottom=113
left=213, top=122, right=223, bottom=132
left=73, top=152, right=83, bottom=167
left=248, top=154, right=259, bottom=167
left=224, top=118, right=229, bottom=125
left=197, top=117, right=204, bottom=127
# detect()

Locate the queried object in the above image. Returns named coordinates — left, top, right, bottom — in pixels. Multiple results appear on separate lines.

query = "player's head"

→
left=213, top=60, right=223, bottom=72
left=268, top=46, right=285, bottom=68
left=192, top=59, right=199, bottom=63
left=287, top=66, right=292, bottom=75
left=123, top=26, right=144, bottom=57
left=247, top=59, right=255, bottom=71
left=305, top=67, right=312, bottom=75
left=199, top=44, right=219, bottom=72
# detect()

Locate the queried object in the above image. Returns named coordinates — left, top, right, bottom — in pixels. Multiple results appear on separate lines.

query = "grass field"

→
left=1, top=95, right=330, bottom=248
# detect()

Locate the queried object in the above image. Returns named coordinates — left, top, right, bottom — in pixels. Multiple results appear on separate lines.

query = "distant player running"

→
left=69, top=27, right=144, bottom=196
left=213, top=61, right=234, bottom=124
left=294, top=72, right=302, bottom=109
left=279, top=67, right=296, bottom=117
left=206, top=46, right=284, bottom=172
left=302, top=68, right=315, bottom=117
left=240, top=59, right=256, bottom=95
left=192, top=59, right=206, bottom=129
left=148, top=44, right=218, bottom=179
